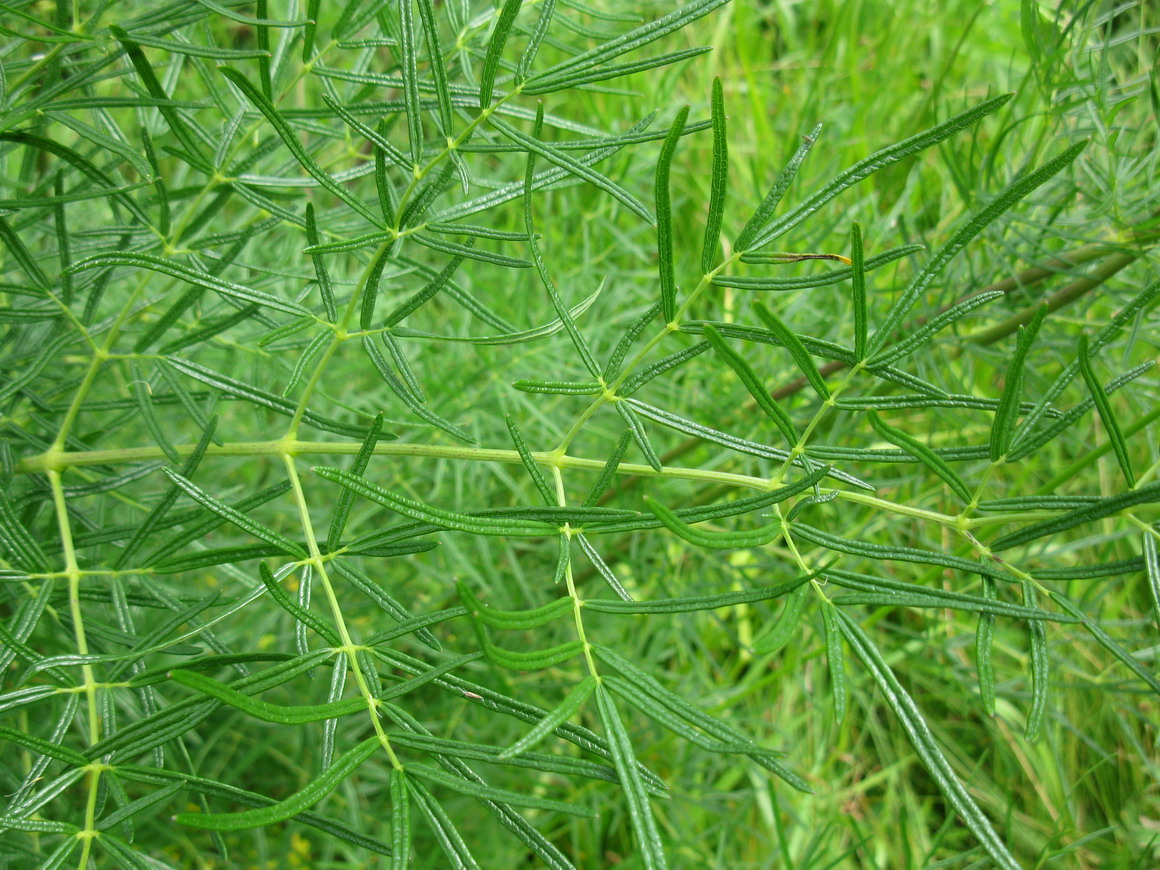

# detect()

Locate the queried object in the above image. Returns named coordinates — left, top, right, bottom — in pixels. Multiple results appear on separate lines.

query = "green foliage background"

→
left=1, top=1, right=1157, bottom=868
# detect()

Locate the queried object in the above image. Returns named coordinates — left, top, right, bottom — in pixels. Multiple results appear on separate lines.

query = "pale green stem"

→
left=282, top=454, right=403, bottom=768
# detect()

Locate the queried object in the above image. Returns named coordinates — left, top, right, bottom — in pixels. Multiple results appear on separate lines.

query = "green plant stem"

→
left=552, top=466, right=600, bottom=678
left=282, top=454, right=404, bottom=769
left=47, top=469, right=102, bottom=870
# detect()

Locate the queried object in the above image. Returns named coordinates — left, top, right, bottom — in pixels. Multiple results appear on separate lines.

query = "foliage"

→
left=0, top=0, right=1157, bottom=867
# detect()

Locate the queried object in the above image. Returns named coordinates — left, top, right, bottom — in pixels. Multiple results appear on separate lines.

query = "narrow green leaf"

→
left=406, top=763, right=595, bottom=817
left=753, top=302, right=830, bottom=399
left=363, top=337, right=475, bottom=443
left=991, top=480, right=1160, bottom=551
left=0, top=491, right=48, bottom=572
left=384, top=249, right=467, bottom=326
left=0, top=332, right=74, bottom=406
left=1022, top=579, right=1048, bottom=742
left=749, top=94, right=1016, bottom=252
left=327, top=414, right=385, bottom=552
left=283, top=331, right=332, bottom=397
left=496, top=113, right=653, bottom=223
left=735, top=123, right=822, bottom=250
left=175, top=737, right=379, bottom=830
left=515, top=0, right=555, bottom=81
left=626, top=398, right=871, bottom=490
left=702, top=324, right=797, bottom=445
left=161, top=468, right=306, bottom=559
left=500, top=676, right=597, bottom=759
left=407, top=777, right=480, bottom=869
left=398, top=0, right=424, bottom=164
left=143, top=480, right=293, bottom=569
left=819, top=604, right=846, bottom=724
left=473, top=620, right=583, bottom=670
left=128, top=361, right=181, bottom=465
left=582, top=432, right=632, bottom=507
left=1144, top=535, right=1160, bottom=635
left=656, top=105, right=690, bottom=321
left=721, top=245, right=924, bottom=291
left=868, top=290, right=1004, bottom=367
left=258, top=562, right=342, bottom=647
left=604, top=302, right=661, bottom=381
left=512, top=379, right=602, bottom=395
left=416, top=0, right=455, bottom=133
left=615, top=401, right=663, bottom=472
left=258, top=315, right=314, bottom=348
left=457, top=579, right=573, bottom=630
left=990, top=304, right=1047, bottom=462
left=412, top=232, right=530, bottom=269
left=583, top=576, right=808, bottom=614
left=523, top=47, right=712, bottom=95
left=359, top=242, right=396, bottom=332
left=645, top=495, right=780, bottom=549
left=0, top=725, right=87, bottom=766
left=850, top=223, right=867, bottom=361
left=752, top=584, right=808, bottom=654
left=835, top=610, right=1020, bottom=870
left=593, top=685, right=668, bottom=869
left=505, top=416, right=554, bottom=503
left=531, top=0, right=727, bottom=86
left=826, top=570, right=1076, bottom=622
left=1078, top=334, right=1135, bottom=486
left=869, top=140, right=1085, bottom=358
left=1054, top=592, right=1160, bottom=695
left=303, top=0, right=321, bottom=60
left=332, top=560, right=443, bottom=651
left=65, top=252, right=310, bottom=316
left=481, top=0, right=523, bottom=108
left=521, top=110, right=602, bottom=377
left=391, top=769, right=411, bottom=870
left=575, top=533, right=634, bottom=601
left=793, top=524, right=1013, bottom=580
left=171, top=669, right=365, bottom=723
left=0, top=214, right=50, bottom=290
left=163, top=357, right=387, bottom=439
left=395, top=280, right=603, bottom=346
left=314, top=467, right=557, bottom=536
left=219, top=67, right=381, bottom=224
left=977, top=578, right=997, bottom=716
left=321, top=94, right=412, bottom=171
left=110, top=27, right=212, bottom=171
left=868, top=411, right=971, bottom=503
left=305, top=204, right=337, bottom=321
left=619, top=342, right=709, bottom=396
